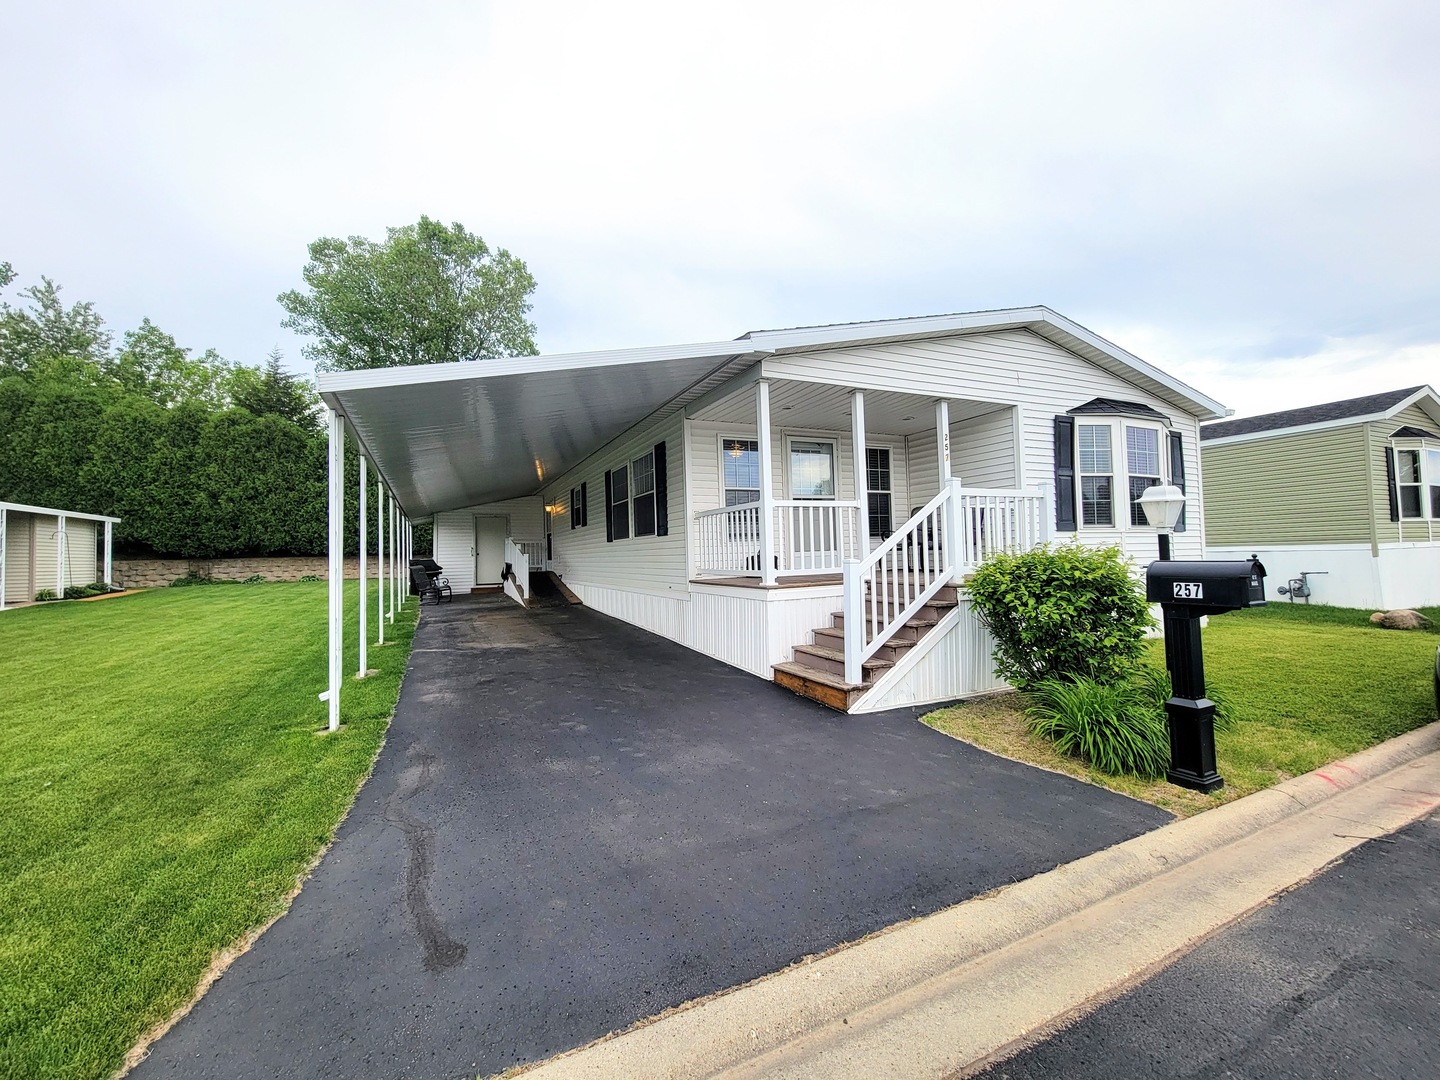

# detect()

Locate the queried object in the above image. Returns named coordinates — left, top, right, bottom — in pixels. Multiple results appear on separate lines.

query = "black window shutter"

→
left=580, top=482, right=588, bottom=527
left=569, top=488, right=577, bottom=530
left=603, top=471, right=614, bottom=541
left=1384, top=447, right=1400, bottom=522
left=653, top=441, right=669, bottom=536
left=1053, top=415, right=1077, bottom=532
left=1168, top=430, right=1187, bottom=533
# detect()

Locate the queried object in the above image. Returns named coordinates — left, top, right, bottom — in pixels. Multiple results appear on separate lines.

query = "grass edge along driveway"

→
left=926, top=603, right=1440, bottom=816
left=0, top=582, right=416, bottom=1080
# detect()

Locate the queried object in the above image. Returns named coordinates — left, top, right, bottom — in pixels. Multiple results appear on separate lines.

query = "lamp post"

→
left=1137, top=483, right=1186, bottom=560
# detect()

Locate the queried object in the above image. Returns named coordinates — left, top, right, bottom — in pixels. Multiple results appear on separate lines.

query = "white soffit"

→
left=319, top=341, right=764, bottom=516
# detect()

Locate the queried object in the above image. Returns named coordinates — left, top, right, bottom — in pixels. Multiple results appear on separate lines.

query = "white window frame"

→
left=631, top=449, right=657, bottom=537
left=1075, top=418, right=1171, bottom=531
left=1392, top=440, right=1440, bottom=519
left=718, top=434, right=762, bottom=507
left=784, top=434, right=839, bottom=501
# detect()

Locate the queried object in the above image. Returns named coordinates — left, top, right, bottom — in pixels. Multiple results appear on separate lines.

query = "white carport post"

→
left=103, top=520, right=113, bottom=587
left=358, top=456, right=368, bottom=677
left=376, top=481, right=385, bottom=646
left=756, top=379, right=776, bottom=586
left=851, top=390, right=868, bottom=553
left=56, top=514, right=67, bottom=596
left=324, top=407, right=344, bottom=732
left=388, top=495, right=400, bottom=622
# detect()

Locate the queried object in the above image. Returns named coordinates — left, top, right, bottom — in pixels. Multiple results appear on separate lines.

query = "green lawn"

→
left=0, top=582, right=416, bottom=1080
left=926, top=603, right=1440, bottom=816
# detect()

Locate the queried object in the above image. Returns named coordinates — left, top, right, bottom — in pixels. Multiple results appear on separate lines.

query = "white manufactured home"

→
left=0, top=502, right=118, bottom=609
left=316, top=307, right=1226, bottom=720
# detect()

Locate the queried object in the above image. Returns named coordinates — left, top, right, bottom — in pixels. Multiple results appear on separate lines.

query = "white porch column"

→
left=0, top=508, right=7, bottom=611
left=935, top=398, right=951, bottom=483
left=376, top=483, right=386, bottom=645
left=851, top=390, right=868, bottom=554
left=56, top=514, right=66, bottom=596
left=358, top=456, right=368, bottom=677
left=103, top=520, right=113, bottom=587
left=324, top=408, right=344, bottom=732
left=756, top=380, right=776, bottom=586
left=389, top=495, right=397, bottom=622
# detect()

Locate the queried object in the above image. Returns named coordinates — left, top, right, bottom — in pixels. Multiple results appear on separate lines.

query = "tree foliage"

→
left=966, top=543, right=1154, bottom=690
left=0, top=263, right=351, bottom=557
left=277, top=216, right=538, bottom=372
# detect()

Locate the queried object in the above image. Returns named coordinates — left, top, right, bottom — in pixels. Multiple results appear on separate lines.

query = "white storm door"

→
left=474, top=516, right=507, bottom=584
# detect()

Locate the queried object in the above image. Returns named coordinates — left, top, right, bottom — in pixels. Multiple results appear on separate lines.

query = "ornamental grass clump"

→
left=967, top=543, right=1153, bottom=689
left=1026, top=674, right=1171, bottom=779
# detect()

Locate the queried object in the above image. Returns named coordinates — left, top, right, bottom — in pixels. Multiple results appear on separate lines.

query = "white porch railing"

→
left=694, top=502, right=765, bottom=575
left=514, top=539, right=546, bottom=568
left=503, top=536, right=530, bottom=605
left=693, top=500, right=864, bottom=577
left=842, top=480, right=1049, bottom=684
left=773, top=500, right=863, bottom=574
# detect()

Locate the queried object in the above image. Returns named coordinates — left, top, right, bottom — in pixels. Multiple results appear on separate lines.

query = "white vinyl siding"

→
left=31, top=515, right=59, bottom=594
left=432, top=497, right=545, bottom=592
left=543, top=412, right=687, bottom=596
left=760, top=329, right=1207, bottom=561
left=62, top=520, right=98, bottom=586
left=4, top=513, right=33, bottom=603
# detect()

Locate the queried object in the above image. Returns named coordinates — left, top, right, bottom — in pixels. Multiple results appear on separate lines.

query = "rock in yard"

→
left=1369, top=609, right=1433, bottom=630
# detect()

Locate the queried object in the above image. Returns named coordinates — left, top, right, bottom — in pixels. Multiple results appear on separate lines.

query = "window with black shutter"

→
left=866, top=447, right=893, bottom=537
left=608, top=465, right=630, bottom=541
left=631, top=450, right=656, bottom=537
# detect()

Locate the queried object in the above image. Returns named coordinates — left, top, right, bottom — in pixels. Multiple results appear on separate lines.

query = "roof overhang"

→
left=319, top=306, right=1229, bottom=518
left=742, top=307, right=1231, bottom=422
left=0, top=501, right=121, bottom=524
left=318, top=341, right=770, bottom=517
left=1201, top=385, right=1440, bottom=449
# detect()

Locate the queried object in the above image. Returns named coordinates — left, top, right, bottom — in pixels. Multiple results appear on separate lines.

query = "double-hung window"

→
left=722, top=438, right=761, bottom=506
left=867, top=447, right=893, bottom=537
left=1078, top=424, right=1114, bottom=527
left=608, top=464, right=629, bottom=540
left=1394, top=446, right=1440, bottom=519
left=1125, top=426, right=1163, bottom=526
left=631, top=450, right=657, bottom=537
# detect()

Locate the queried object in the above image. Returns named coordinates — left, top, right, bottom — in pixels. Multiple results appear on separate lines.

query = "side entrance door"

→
left=474, top=516, right=507, bottom=585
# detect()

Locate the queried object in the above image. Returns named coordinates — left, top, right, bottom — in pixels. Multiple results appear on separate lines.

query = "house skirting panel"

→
left=851, top=598, right=1006, bottom=713
left=1207, top=543, right=1440, bottom=609
left=568, top=580, right=844, bottom=679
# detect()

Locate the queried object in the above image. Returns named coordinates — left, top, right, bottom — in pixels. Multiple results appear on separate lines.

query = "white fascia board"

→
left=745, top=306, right=1231, bottom=421
left=316, top=339, right=769, bottom=399
left=0, top=501, right=121, bottom=523
left=1384, top=385, right=1440, bottom=423
left=1199, top=414, right=1382, bottom=448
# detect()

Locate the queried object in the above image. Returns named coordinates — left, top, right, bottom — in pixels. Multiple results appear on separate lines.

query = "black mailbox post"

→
left=1145, top=558, right=1267, bottom=792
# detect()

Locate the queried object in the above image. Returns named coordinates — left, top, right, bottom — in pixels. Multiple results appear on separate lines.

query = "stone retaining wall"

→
left=112, top=556, right=367, bottom=588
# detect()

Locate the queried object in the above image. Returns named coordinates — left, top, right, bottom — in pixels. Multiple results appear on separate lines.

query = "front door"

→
left=474, top=516, right=507, bottom=585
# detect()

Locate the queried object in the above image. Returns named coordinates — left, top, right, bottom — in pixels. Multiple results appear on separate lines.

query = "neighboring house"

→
left=0, top=502, right=119, bottom=609
left=319, top=307, right=1226, bottom=714
left=1201, top=385, right=1440, bottom=609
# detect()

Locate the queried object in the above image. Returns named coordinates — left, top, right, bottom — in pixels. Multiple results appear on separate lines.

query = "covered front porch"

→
left=684, top=376, right=1049, bottom=585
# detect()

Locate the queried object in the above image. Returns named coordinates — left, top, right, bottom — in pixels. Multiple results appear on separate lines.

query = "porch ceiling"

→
left=690, top=381, right=1010, bottom=435
left=318, top=343, right=765, bottom=517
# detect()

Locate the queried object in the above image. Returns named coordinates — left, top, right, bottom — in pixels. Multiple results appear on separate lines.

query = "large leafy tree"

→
left=0, top=273, right=112, bottom=377
left=277, top=216, right=538, bottom=372
left=111, top=318, right=234, bottom=408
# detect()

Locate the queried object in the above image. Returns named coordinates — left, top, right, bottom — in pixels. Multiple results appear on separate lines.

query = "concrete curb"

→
left=514, top=721, right=1440, bottom=1080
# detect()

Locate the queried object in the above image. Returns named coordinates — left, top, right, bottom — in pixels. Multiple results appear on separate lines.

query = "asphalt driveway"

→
left=133, top=589, right=1171, bottom=1080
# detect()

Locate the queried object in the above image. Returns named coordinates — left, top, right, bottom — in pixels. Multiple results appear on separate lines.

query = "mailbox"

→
left=1146, top=558, right=1267, bottom=612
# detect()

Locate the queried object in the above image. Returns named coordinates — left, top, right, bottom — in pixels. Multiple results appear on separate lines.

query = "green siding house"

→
left=1201, top=386, right=1440, bottom=608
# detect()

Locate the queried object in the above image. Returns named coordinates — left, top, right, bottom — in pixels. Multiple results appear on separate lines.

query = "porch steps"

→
left=772, top=583, right=960, bottom=712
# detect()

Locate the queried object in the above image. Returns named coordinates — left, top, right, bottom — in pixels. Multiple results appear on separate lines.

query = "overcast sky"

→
left=4, top=1, right=1437, bottom=418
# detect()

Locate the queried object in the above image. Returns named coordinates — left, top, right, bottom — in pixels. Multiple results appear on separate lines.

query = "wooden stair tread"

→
left=832, top=611, right=939, bottom=628
left=772, top=661, right=869, bottom=692
left=793, top=643, right=894, bottom=671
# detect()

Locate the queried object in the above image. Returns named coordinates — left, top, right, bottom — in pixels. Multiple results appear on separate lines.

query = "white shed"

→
left=0, top=502, right=119, bottom=609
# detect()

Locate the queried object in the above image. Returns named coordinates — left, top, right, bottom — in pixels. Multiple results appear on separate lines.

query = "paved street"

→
left=981, top=811, right=1440, bottom=1079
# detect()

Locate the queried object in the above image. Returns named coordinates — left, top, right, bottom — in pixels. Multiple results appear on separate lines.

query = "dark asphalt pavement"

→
left=982, top=811, right=1440, bottom=1080
left=133, top=590, right=1170, bottom=1080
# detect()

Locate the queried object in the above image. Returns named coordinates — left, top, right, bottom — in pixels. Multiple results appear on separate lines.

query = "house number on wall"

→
left=1172, top=581, right=1204, bottom=600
